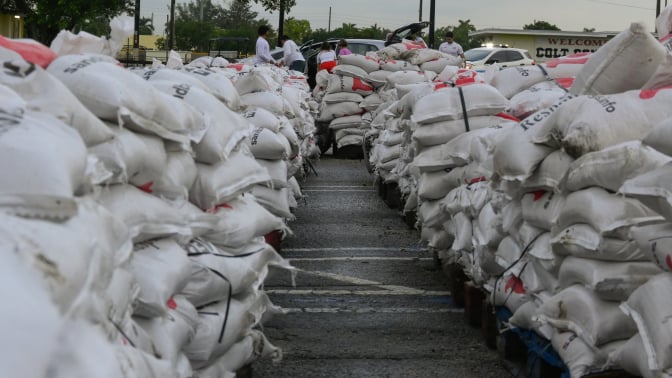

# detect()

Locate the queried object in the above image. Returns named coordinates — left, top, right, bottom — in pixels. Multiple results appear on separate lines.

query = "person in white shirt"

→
left=439, top=31, right=466, bottom=62
left=279, top=35, right=306, bottom=72
left=254, top=25, right=276, bottom=65
left=316, top=41, right=337, bottom=73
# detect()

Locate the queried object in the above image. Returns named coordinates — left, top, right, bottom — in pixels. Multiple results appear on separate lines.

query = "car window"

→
left=464, top=50, right=491, bottom=61
left=348, top=43, right=378, bottom=55
left=523, top=51, right=533, bottom=60
left=505, top=51, right=524, bottom=61
left=489, top=51, right=509, bottom=63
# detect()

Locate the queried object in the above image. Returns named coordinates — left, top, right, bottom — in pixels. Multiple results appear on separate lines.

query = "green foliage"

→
left=303, top=23, right=390, bottom=44
left=252, top=0, right=296, bottom=12
left=155, top=36, right=166, bottom=50
left=284, top=18, right=311, bottom=42
left=222, top=0, right=259, bottom=29
left=1, top=0, right=134, bottom=44
left=583, top=27, right=596, bottom=32
left=139, top=17, right=154, bottom=35
left=523, top=20, right=561, bottom=31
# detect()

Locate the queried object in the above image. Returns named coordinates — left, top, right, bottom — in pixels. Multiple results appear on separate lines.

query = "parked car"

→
left=464, top=47, right=535, bottom=71
left=384, top=21, right=430, bottom=46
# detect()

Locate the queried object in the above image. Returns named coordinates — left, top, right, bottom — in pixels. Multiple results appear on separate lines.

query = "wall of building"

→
left=0, top=14, right=25, bottom=38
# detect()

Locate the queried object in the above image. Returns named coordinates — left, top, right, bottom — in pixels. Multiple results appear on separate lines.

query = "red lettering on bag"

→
left=529, top=190, right=546, bottom=201
left=640, top=85, right=672, bottom=99
left=544, top=52, right=590, bottom=68
left=466, top=176, right=488, bottom=185
left=167, top=297, right=177, bottom=310
left=666, top=255, right=672, bottom=271
left=226, top=63, right=245, bottom=71
left=494, top=112, right=521, bottom=122
left=434, top=82, right=449, bottom=91
left=555, top=77, right=575, bottom=88
left=206, top=202, right=233, bottom=213
left=351, top=77, right=372, bottom=92
left=137, top=181, right=154, bottom=193
left=505, top=275, right=526, bottom=294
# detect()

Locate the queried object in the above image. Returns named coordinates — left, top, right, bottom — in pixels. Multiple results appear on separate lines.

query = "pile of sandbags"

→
left=0, top=31, right=307, bottom=377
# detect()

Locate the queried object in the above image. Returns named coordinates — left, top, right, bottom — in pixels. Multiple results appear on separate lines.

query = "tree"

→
left=583, top=27, right=596, bottom=32
left=0, top=0, right=134, bottom=44
left=252, top=0, right=296, bottom=12
left=284, top=17, right=311, bottom=42
left=440, top=19, right=482, bottom=50
left=523, top=20, right=561, bottom=31
left=139, top=16, right=154, bottom=35
left=222, top=0, right=258, bottom=29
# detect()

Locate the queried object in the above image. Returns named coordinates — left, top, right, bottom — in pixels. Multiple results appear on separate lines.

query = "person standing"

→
left=337, top=39, right=352, bottom=57
left=316, top=41, right=337, bottom=73
left=439, top=31, right=466, bottom=61
left=254, top=25, right=276, bottom=65
left=279, top=35, right=306, bottom=72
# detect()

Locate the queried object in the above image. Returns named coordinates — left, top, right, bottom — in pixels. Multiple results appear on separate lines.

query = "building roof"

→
left=469, top=28, right=622, bottom=39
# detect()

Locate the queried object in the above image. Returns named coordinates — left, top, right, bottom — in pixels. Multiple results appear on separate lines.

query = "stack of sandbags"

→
left=0, top=38, right=292, bottom=377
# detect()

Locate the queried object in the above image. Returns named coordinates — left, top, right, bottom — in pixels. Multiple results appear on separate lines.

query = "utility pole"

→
left=419, top=0, right=422, bottom=22
left=657, top=0, right=662, bottom=18
left=429, top=0, right=435, bottom=48
left=278, top=0, right=285, bottom=47
left=169, top=0, right=176, bottom=50
left=328, top=6, right=331, bottom=33
left=133, top=0, right=140, bottom=48
left=199, top=0, right=204, bottom=22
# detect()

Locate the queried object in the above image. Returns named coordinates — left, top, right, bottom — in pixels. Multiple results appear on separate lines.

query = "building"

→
left=468, top=29, right=622, bottom=62
left=0, top=13, right=25, bottom=38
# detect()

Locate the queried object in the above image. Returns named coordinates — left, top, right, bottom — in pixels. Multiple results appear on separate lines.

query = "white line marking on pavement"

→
left=303, top=189, right=374, bottom=192
left=294, top=270, right=451, bottom=296
left=284, top=307, right=464, bottom=314
left=283, top=247, right=428, bottom=252
left=288, top=257, right=433, bottom=262
left=303, top=186, right=373, bottom=188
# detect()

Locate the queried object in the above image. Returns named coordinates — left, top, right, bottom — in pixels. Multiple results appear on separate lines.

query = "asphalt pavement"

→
left=252, top=156, right=513, bottom=378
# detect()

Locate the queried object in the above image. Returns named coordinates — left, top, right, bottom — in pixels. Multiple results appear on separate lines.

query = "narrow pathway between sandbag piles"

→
left=252, top=157, right=510, bottom=378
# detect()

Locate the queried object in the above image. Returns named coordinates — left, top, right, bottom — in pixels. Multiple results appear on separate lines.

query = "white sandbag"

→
left=184, top=292, right=275, bottom=368
left=325, top=74, right=374, bottom=95
left=557, top=187, right=663, bottom=238
left=620, top=162, right=672, bottom=223
left=492, top=95, right=574, bottom=181
left=474, top=202, right=505, bottom=249
left=333, top=64, right=369, bottom=80
left=104, top=268, right=138, bottom=325
left=506, top=80, right=568, bottom=119
left=114, top=342, right=179, bottom=378
left=240, top=91, right=285, bottom=115
left=317, top=101, right=362, bottom=122
left=489, top=65, right=551, bottom=99
left=567, top=141, right=672, bottom=192
left=0, top=59, right=113, bottom=146
left=558, top=257, right=662, bottom=301
left=545, top=88, right=672, bottom=158
left=135, top=296, right=199, bottom=362
left=521, top=190, right=566, bottom=231
left=632, top=223, right=672, bottom=272
left=491, top=269, right=528, bottom=312
left=335, top=128, right=365, bottom=141
left=441, top=68, right=487, bottom=87
left=322, top=92, right=364, bottom=104
left=452, top=211, right=473, bottom=251
left=385, top=70, right=435, bottom=89
left=234, top=69, right=279, bottom=95
left=366, top=70, right=394, bottom=88
left=494, top=236, right=523, bottom=271
left=643, top=117, right=672, bottom=156
left=509, top=293, right=554, bottom=339
left=328, top=114, right=363, bottom=130
left=620, top=273, right=672, bottom=372
left=194, top=330, right=279, bottom=378
left=642, top=52, right=672, bottom=90
left=521, top=150, right=573, bottom=192
left=552, top=224, right=646, bottom=262
left=338, top=53, right=380, bottom=73
left=0, top=109, right=87, bottom=200
left=536, top=285, right=637, bottom=347
left=130, top=238, right=192, bottom=317
left=150, top=80, right=248, bottom=163
left=89, top=126, right=167, bottom=187
left=570, top=22, right=666, bottom=96
left=337, top=134, right=363, bottom=149
left=418, top=198, right=449, bottom=229
left=131, top=66, right=211, bottom=91
left=243, top=108, right=281, bottom=135
left=375, top=144, right=401, bottom=164
left=97, top=184, right=192, bottom=242
left=412, top=114, right=514, bottom=147
left=152, top=150, right=197, bottom=200
left=204, top=194, right=285, bottom=248
left=47, top=54, right=205, bottom=145
left=0, top=245, right=63, bottom=378
left=256, top=159, right=288, bottom=189
left=185, top=238, right=291, bottom=298
left=380, top=59, right=420, bottom=72
left=177, top=66, right=241, bottom=110
left=552, top=331, right=625, bottom=378
left=251, top=185, right=293, bottom=219
left=411, top=83, right=509, bottom=125
left=249, top=127, right=289, bottom=160
left=278, top=122, right=300, bottom=158
left=421, top=56, right=462, bottom=73
left=607, top=334, right=667, bottom=378
left=189, top=146, right=271, bottom=210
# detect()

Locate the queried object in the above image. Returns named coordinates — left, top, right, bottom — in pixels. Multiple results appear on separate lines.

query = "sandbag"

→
left=411, top=84, right=509, bottom=125
left=632, top=223, right=672, bottom=272
left=249, top=127, right=290, bottom=160
left=412, top=115, right=514, bottom=147
left=521, top=150, right=573, bottom=192
left=325, top=74, right=374, bottom=96
left=643, top=116, right=672, bottom=156
left=177, top=66, right=241, bottom=110
left=552, top=224, right=646, bottom=262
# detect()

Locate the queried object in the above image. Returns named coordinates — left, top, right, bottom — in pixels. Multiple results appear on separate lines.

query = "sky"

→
left=139, top=0, right=659, bottom=35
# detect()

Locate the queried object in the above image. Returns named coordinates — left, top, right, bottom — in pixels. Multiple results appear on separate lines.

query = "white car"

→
left=464, top=47, right=535, bottom=71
